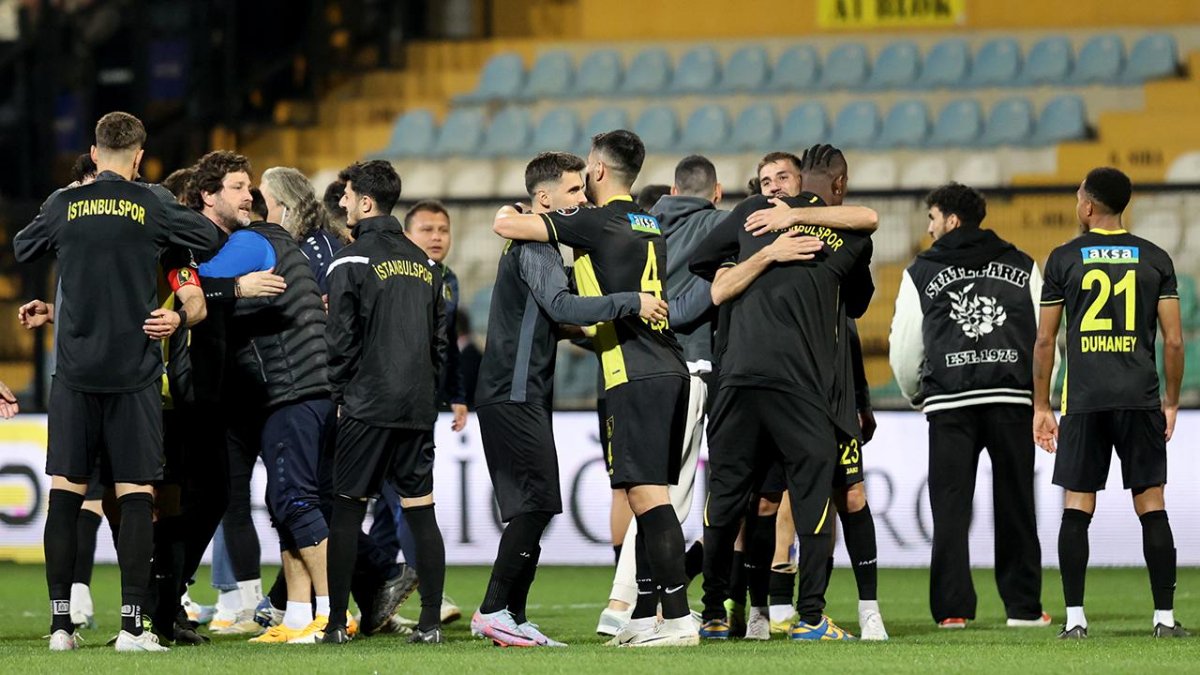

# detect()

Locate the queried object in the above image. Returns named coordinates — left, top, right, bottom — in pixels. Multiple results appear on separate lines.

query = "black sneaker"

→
left=1153, top=622, right=1190, bottom=638
left=321, top=626, right=353, bottom=644
left=368, top=565, right=419, bottom=635
left=408, top=626, right=444, bottom=644
left=173, top=621, right=211, bottom=645
left=1057, top=625, right=1088, bottom=640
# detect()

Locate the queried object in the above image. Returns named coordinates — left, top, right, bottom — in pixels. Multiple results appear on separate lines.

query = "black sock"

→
left=636, top=504, right=690, bottom=620
left=327, top=496, right=368, bottom=631
left=151, top=515, right=186, bottom=631
left=613, top=544, right=622, bottom=568
left=796, top=534, right=831, bottom=625
left=404, top=504, right=446, bottom=632
left=481, top=511, right=550, bottom=615
left=747, top=514, right=775, bottom=607
left=769, top=567, right=796, bottom=607
left=684, top=540, right=704, bottom=580
left=73, top=509, right=102, bottom=586
left=117, top=493, right=154, bottom=636
left=701, top=521, right=739, bottom=621
left=46, top=489, right=84, bottom=633
left=632, top=529, right=659, bottom=620
left=268, top=568, right=288, bottom=611
left=510, top=545, right=541, bottom=624
left=728, top=551, right=747, bottom=606
left=1058, top=509, right=1092, bottom=607
left=840, top=505, right=878, bottom=601
left=1140, top=510, right=1176, bottom=611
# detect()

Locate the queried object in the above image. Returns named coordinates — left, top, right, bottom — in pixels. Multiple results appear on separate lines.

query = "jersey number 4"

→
left=1081, top=269, right=1135, bottom=332
left=640, top=242, right=669, bottom=332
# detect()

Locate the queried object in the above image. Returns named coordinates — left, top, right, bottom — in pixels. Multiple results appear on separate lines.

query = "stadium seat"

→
left=677, top=104, right=731, bottom=152
left=852, top=156, right=898, bottom=190
left=1121, top=33, right=1179, bottom=83
left=521, top=51, right=573, bottom=100
left=929, top=99, right=983, bottom=147
left=916, top=39, right=970, bottom=89
left=1166, top=152, right=1200, bottom=183
left=876, top=100, right=929, bottom=149
left=529, top=108, right=580, bottom=153
left=820, top=43, right=870, bottom=90
left=979, top=97, right=1035, bottom=147
left=830, top=101, right=879, bottom=148
left=779, top=101, right=829, bottom=148
left=729, top=103, right=779, bottom=151
left=899, top=156, right=950, bottom=189
left=633, top=106, right=679, bottom=153
left=670, top=45, right=721, bottom=94
left=1032, top=95, right=1087, bottom=144
left=370, top=109, right=436, bottom=159
left=719, top=45, right=770, bottom=92
left=865, top=41, right=920, bottom=91
left=580, top=107, right=630, bottom=153
left=574, top=49, right=623, bottom=96
left=1071, top=34, right=1124, bottom=85
left=432, top=108, right=486, bottom=156
left=952, top=153, right=1002, bottom=187
left=769, top=45, right=821, bottom=91
left=1019, top=36, right=1073, bottom=86
left=480, top=108, right=532, bottom=157
left=966, top=38, right=1021, bottom=88
left=454, top=52, right=524, bottom=104
left=621, top=48, right=672, bottom=95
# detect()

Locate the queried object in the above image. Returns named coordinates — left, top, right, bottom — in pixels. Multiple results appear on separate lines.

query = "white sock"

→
left=1154, top=609, right=1175, bottom=628
left=315, top=596, right=330, bottom=618
left=626, top=616, right=656, bottom=632
left=237, top=579, right=263, bottom=612
left=748, top=606, right=768, bottom=620
left=70, top=583, right=92, bottom=612
left=218, top=590, right=241, bottom=613
left=1066, top=606, right=1087, bottom=629
left=284, top=601, right=313, bottom=630
left=859, top=599, right=880, bottom=615
left=769, top=604, right=794, bottom=623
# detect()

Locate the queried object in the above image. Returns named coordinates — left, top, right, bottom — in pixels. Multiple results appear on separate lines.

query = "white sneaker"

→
left=210, top=610, right=263, bottom=635
left=441, top=595, right=462, bottom=624
left=745, top=607, right=771, bottom=640
left=115, top=630, right=170, bottom=652
left=48, top=629, right=80, bottom=651
left=604, top=616, right=656, bottom=646
left=1007, top=612, right=1052, bottom=628
left=596, top=607, right=632, bottom=636
left=858, top=602, right=889, bottom=641
left=182, top=591, right=216, bottom=625
left=619, top=616, right=699, bottom=648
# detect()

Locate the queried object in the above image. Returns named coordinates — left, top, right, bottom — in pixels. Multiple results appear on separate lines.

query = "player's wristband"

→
left=176, top=309, right=188, bottom=328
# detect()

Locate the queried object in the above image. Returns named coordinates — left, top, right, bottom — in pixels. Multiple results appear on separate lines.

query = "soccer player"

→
left=690, top=144, right=876, bottom=642
left=1033, top=168, right=1187, bottom=639
left=493, top=130, right=698, bottom=647
left=473, top=151, right=668, bottom=647
left=14, top=111, right=219, bottom=652
left=322, top=160, right=448, bottom=645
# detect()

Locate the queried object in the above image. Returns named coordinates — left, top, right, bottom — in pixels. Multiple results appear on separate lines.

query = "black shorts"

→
left=833, top=431, right=864, bottom=489
left=47, top=379, right=163, bottom=484
left=478, top=402, right=562, bottom=522
left=705, top=386, right=835, bottom=535
left=333, top=416, right=435, bottom=499
left=758, top=461, right=787, bottom=494
left=84, top=471, right=105, bottom=500
left=604, top=375, right=689, bottom=489
left=1053, top=409, right=1167, bottom=492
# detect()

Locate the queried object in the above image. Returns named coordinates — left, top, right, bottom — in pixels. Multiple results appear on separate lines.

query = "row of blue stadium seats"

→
left=371, top=95, right=1087, bottom=159
left=455, top=33, right=1178, bottom=103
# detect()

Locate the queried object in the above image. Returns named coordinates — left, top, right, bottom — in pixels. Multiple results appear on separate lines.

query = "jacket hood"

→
left=653, top=196, right=717, bottom=236
left=919, top=227, right=1015, bottom=269
left=351, top=214, right=404, bottom=239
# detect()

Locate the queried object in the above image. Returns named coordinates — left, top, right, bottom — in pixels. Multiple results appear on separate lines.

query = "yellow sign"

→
left=818, top=0, right=966, bottom=29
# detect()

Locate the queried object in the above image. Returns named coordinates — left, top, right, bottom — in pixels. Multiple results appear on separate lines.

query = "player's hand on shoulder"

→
left=637, top=293, right=668, bottom=324
left=745, top=198, right=797, bottom=236
left=238, top=269, right=287, bottom=298
left=1033, top=409, right=1059, bottom=453
left=763, top=230, right=823, bottom=263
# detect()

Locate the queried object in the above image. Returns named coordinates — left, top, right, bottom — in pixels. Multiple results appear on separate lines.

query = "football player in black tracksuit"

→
left=888, top=182, right=1047, bottom=629
left=322, top=160, right=448, bottom=645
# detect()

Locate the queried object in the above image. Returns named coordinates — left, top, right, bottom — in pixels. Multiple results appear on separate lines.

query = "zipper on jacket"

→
left=250, top=342, right=268, bottom=382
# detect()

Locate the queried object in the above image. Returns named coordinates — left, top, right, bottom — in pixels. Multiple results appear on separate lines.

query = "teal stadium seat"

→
left=432, top=108, right=486, bottom=156
left=1020, top=36, right=1073, bottom=86
left=633, top=106, right=679, bottom=153
left=579, top=107, right=630, bottom=154
left=966, top=38, right=1021, bottom=88
left=574, top=49, right=622, bottom=96
left=929, top=99, right=984, bottom=147
left=677, top=104, right=732, bottom=152
left=621, top=48, right=672, bottom=95
left=916, top=39, right=970, bottom=89
left=769, top=45, right=821, bottom=91
left=1121, top=33, right=1179, bottom=83
left=719, top=46, right=770, bottom=93
left=480, top=108, right=532, bottom=157
left=455, top=53, right=524, bottom=104
left=876, top=100, right=929, bottom=149
left=779, top=101, right=829, bottom=148
left=522, top=51, right=574, bottom=100
left=1071, top=34, right=1124, bottom=85
left=1032, top=95, right=1087, bottom=144
left=830, top=101, right=880, bottom=148
left=670, top=46, right=721, bottom=94
left=979, top=97, right=1035, bottom=147
left=528, top=108, right=580, bottom=154
left=820, top=43, right=870, bottom=90
left=866, top=41, right=920, bottom=91
left=370, top=109, right=436, bottom=159
left=729, top=103, right=779, bottom=151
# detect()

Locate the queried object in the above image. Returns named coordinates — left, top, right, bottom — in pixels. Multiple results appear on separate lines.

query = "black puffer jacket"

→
left=230, top=223, right=329, bottom=408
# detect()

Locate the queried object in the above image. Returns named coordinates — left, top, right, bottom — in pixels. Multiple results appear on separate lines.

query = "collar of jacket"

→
left=94, top=170, right=129, bottom=182
left=351, top=214, right=403, bottom=238
left=918, top=226, right=1015, bottom=269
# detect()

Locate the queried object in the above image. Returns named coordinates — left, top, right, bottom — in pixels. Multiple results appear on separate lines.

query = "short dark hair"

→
left=524, top=151, right=586, bottom=197
left=337, top=160, right=401, bottom=215
left=755, top=151, right=802, bottom=179
left=323, top=180, right=347, bottom=219
left=591, top=129, right=645, bottom=186
left=161, top=167, right=194, bottom=201
left=95, top=111, right=146, bottom=151
left=187, top=151, right=252, bottom=211
left=925, top=182, right=987, bottom=228
left=71, top=153, right=97, bottom=182
left=404, top=199, right=449, bottom=231
left=637, top=185, right=671, bottom=211
left=673, top=155, right=718, bottom=197
left=798, top=143, right=847, bottom=177
left=1083, top=167, right=1132, bottom=215
left=249, top=187, right=268, bottom=221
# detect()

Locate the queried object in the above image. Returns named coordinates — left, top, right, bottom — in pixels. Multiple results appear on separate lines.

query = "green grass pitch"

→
left=0, top=563, right=1195, bottom=673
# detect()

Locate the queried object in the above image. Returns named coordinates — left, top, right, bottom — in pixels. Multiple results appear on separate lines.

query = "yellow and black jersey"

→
left=539, top=196, right=687, bottom=390
left=1041, top=228, right=1178, bottom=414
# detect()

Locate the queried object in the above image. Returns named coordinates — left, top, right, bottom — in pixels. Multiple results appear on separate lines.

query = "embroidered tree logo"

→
left=948, top=283, right=1007, bottom=340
